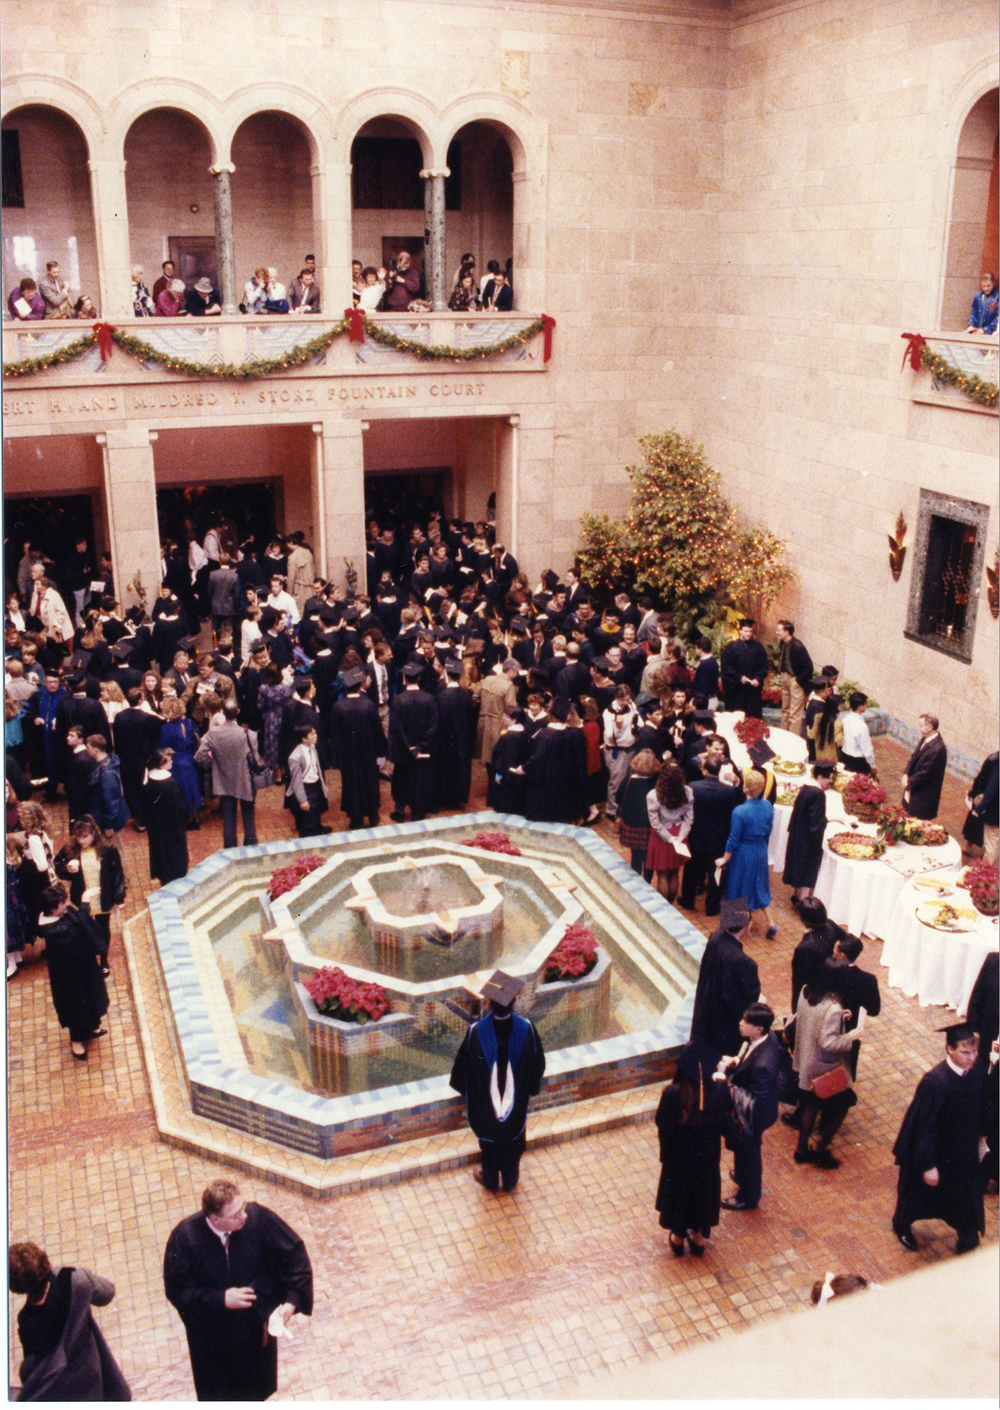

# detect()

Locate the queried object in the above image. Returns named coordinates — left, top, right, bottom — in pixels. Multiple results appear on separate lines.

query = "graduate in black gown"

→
left=388, top=661, right=438, bottom=821
left=892, top=1022, right=987, bottom=1254
left=719, top=619, right=769, bottom=717
left=164, top=1178, right=313, bottom=1402
left=328, top=666, right=385, bottom=829
left=486, top=708, right=530, bottom=815
left=655, top=1038, right=723, bottom=1255
left=523, top=698, right=587, bottom=823
left=450, top=970, right=545, bottom=1193
left=689, top=898, right=760, bottom=1062
left=35, top=886, right=109, bottom=1061
left=144, top=748, right=190, bottom=884
left=433, top=658, right=476, bottom=809
left=782, top=761, right=834, bottom=902
left=113, top=687, right=163, bottom=828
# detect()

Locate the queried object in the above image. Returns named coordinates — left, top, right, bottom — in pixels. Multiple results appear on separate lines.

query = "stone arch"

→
left=109, top=81, right=225, bottom=166
left=221, top=87, right=330, bottom=167
left=0, top=78, right=104, bottom=157
left=936, top=60, right=1000, bottom=329
left=337, top=89, right=436, bottom=167
left=122, top=103, right=219, bottom=282
left=229, top=108, right=321, bottom=294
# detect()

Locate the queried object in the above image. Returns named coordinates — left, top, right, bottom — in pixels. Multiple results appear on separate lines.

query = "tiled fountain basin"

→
left=147, top=814, right=705, bottom=1160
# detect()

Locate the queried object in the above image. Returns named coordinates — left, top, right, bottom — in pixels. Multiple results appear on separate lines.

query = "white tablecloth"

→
left=768, top=786, right=848, bottom=872
left=880, top=867, right=999, bottom=1014
left=714, top=713, right=808, bottom=775
left=813, top=822, right=962, bottom=941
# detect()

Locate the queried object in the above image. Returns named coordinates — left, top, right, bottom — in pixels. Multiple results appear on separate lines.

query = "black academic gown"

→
left=782, top=783, right=828, bottom=889
left=719, top=638, right=769, bottom=717
left=388, top=687, right=438, bottom=818
left=487, top=726, right=530, bottom=815
left=328, top=693, right=385, bottom=824
left=163, top=1202, right=313, bottom=1402
left=893, top=1059, right=985, bottom=1239
left=144, top=773, right=190, bottom=883
left=450, top=1012, right=545, bottom=1154
left=113, top=707, right=162, bottom=826
left=655, top=1080, right=723, bottom=1238
left=524, top=724, right=587, bottom=823
left=689, top=928, right=761, bottom=1062
left=40, top=908, right=109, bottom=1037
left=433, top=684, right=476, bottom=809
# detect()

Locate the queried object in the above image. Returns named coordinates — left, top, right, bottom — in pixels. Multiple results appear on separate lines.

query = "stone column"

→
left=87, top=158, right=132, bottom=319
left=317, top=160, right=354, bottom=319
left=420, top=167, right=449, bottom=311
left=314, top=419, right=367, bottom=595
left=96, top=428, right=162, bottom=612
left=210, top=163, right=237, bottom=314
left=495, top=415, right=519, bottom=556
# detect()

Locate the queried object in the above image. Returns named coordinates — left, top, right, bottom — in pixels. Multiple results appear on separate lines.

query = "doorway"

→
left=156, top=480, right=278, bottom=554
left=363, top=470, right=451, bottom=529
left=168, top=236, right=218, bottom=287
left=4, top=493, right=98, bottom=590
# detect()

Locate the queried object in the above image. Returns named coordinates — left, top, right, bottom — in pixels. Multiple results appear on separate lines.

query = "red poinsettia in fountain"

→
left=267, top=854, right=325, bottom=900
left=303, top=966, right=390, bottom=1024
left=544, top=923, right=599, bottom=982
left=462, top=831, right=522, bottom=856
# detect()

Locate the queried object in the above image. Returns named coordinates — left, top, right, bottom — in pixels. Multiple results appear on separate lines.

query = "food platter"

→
left=828, top=832, right=886, bottom=861
left=912, top=873, right=956, bottom=897
left=915, top=900, right=980, bottom=932
left=772, top=759, right=806, bottom=776
left=901, top=819, right=949, bottom=846
left=775, top=784, right=802, bottom=807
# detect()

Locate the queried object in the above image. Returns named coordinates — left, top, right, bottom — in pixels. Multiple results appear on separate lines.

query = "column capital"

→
left=209, top=162, right=236, bottom=176
left=418, top=167, right=451, bottom=180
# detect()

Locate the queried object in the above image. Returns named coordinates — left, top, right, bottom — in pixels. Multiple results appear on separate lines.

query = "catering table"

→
left=880, top=866, right=999, bottom=1015
left=714, top=713, right=808, bottom=775
left=812, top=820, right=962, bottom=942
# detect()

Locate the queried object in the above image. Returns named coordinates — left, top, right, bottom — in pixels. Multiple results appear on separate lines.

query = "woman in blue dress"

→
left=719, top=767, right=777, bottom=939
left=159, top=698, right=202, bottom=828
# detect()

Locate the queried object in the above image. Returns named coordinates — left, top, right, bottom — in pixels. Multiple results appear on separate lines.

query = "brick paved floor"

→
left=7, top=734, right=997, bottom=1400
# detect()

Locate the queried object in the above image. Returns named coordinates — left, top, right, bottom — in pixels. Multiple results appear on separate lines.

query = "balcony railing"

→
left=2, top=312, right=549, bottom=383
left=906, top=332, right=998, bottom=415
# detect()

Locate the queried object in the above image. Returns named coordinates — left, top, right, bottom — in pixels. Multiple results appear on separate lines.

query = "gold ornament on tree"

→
left=888, top=512, right=907, bottom=581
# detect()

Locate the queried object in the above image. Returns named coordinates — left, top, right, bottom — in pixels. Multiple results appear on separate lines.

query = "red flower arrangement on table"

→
left=734, top=717, right=771, bottom=746
left=302, top=966, right=390, bottom=1024
left=964, top=860, right=999, bottom=916
left=842, top=773, right=888, bottom=820
left=267, top=854, right=325, bottom=900
left=875, top=802, right=909, bottom=844
left=462, top=831, right=522, bottom=856
left=543, top=923, right=599, bottom=982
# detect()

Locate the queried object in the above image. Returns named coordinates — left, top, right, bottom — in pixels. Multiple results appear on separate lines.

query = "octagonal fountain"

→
left=140, top=813, right=705, bottom=1160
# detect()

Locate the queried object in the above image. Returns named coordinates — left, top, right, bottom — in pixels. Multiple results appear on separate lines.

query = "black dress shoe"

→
left=955, top=1237, right=979, bottom=1254
left=894, top=1226, right=917, bottom=1252
left=721, top=1196, right=757, bottom=1211
left=781, top=1111, right=801, bottom=1128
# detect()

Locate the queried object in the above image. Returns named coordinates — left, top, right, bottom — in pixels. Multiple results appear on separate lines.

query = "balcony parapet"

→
left=903, top=331, right=998, bottom=415
left=2, top=312, right=550, bottom=386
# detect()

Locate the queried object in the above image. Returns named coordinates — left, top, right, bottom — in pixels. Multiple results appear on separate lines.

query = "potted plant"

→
left=965, top=860, right=999, bottom=917
left=302, top=965, right=390, bottom=1024
left=875, top=803, right=908, bottom=846
left=734, top=716, right=771, bottom=747
left=842, top=773, right=887, bottom=822
left=462, top=831, right=522, bottom=856
left=268, top=854, right=325, bottom=900
left=544, top=923, right=599, bottom=982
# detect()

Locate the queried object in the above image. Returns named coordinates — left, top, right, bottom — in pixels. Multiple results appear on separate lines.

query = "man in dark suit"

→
left=901, top=713, right=948, bottom=819
left=833, top=932, right=881, bottom=1079
left=690, top=898, right=760, bottom=1061
left=551, top=642, right=592, bottom=704
left=714, top=1001, right=782, bottom=1211
left=678, top=760, right=740, bottom=915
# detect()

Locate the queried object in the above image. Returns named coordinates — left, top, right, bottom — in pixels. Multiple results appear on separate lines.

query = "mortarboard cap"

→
left=720, top=897, right=750, bottom=932
left=402, top=660, right=424, bottom=680
left=176, top=635, right=200, bottom=653
left=748, top=738, right=775, bottom=768
left=693, top=709, right=715, bottom=726
left=549, top=698, right=570, bottom=722
left=480, top=970, right=525, bottom=1008
left=109, top=641, right=135, bottom=661
left=443, top=657, right=464, bottom=677
left=342, top=666, right=365, bottom=689
left=935, top=1021, right=977, bottom=1044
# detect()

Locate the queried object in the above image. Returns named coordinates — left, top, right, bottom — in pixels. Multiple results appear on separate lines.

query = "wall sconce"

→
left=987, top=547, right=999, bottom=620
left=888, top=512, right=907, bottom=581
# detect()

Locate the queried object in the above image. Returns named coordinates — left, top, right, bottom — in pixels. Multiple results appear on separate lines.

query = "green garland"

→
left=3, top=317, right=546, bottom=381
left=920, top=344, right=998, bottom=409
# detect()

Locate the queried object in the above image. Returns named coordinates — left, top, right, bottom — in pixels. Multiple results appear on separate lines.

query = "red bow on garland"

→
left=92, top=323, right=116, bottom=362
left=541, top=313, right=556, bottom=363
left=899, top=331, right=926, bottom=372
left=344, top=307, right=366, bottom=345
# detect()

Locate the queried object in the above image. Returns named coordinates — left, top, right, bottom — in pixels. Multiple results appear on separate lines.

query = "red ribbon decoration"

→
left=541, top=314, right=556, bottom=364
left=92, top=322, right=116, bottom=362
left=344, top=307, right=366, bottom=345
left=900, top=332, right=926, bottom=372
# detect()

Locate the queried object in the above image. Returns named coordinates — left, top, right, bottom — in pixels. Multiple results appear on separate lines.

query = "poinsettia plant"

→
left=303, top=965, right=390, bottom=1023
left=734, top=717, right=771, bottom=746
left=876, top=802, right=909, bottom=842
left=965, top=860, right=999, bottom=916
left=462, top=831, right=522, bottom=856
left=268, top=854, right=325, bottom=900
left=544, top=923, right=599, bottom=982
left=842, top=773, right=888, bottom=811
left=761, top=686, right=782, bottom=706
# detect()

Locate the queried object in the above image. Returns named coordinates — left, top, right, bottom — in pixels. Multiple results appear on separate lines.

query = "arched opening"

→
left=1, top=105, right=98, bottom=312
left=444, top=122, right=514, bottom=306
left=350, top=118, right=430, bottom=296
left=124, top=107, right=215, bottom=291
left=942, top=88, right=999, bottom=330
left=231, top=112, right=316, bottom=303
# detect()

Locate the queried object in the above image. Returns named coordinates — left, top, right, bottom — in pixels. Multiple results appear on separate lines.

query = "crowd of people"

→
left=4, top=493, right=998, bottom=1395
left=5, top=249, right=517, bottom=323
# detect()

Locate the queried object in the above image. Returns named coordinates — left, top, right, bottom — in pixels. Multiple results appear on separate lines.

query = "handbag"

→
left=247, top=740, right=274, bottom=794
left=812, top=1064, right=849, bottom=1100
